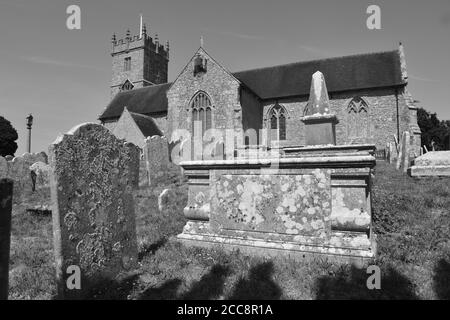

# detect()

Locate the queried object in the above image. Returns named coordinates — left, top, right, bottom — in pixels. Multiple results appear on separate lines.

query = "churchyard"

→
left=5, top=154, right=449, bottom=300
left=1, top=71, right=449, bottom=300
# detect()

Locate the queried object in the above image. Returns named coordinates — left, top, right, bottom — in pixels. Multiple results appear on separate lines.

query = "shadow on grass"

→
left=181, top=265, right=230, bottom=300
left=139, top=264, right=230, bottom=300
left=229, top=261, right=282, bottom=300
left=140, top=279, right=183, bottom=300
left=314, top=265, right=418, bottom=300
left=433, top=258, right=450, bottom=300
left=138, top=238, right=168, bottom=261
left=139, top=261, right=282, bottom=300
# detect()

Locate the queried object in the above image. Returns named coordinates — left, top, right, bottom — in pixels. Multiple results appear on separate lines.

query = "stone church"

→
left=99, top=24, right=421, bottom=157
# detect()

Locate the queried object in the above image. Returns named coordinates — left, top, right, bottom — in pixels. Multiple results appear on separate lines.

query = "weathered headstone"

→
left=158, top=188, right=173, bottom=212
left=0, top=179, right=13, bottom=300
left=30, top=161, right=51, bottom=191
left=388, top=141, right=398, bottom=164
left=49, top=123, right=140, bottom=299
left=143, top=135, right=169, bottom=185
left=396, top=131, right=411, bottom=172
left=0, top=152, right=48, bottom=203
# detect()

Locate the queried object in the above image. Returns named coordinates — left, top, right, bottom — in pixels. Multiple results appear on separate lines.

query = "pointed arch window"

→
left=268, top=104, right=287, bottom=141
left=347, top=97, right=369, bottom=140
left=191, top=91, right=213, bottom=136
left=121, top=79, right=134, bottom=91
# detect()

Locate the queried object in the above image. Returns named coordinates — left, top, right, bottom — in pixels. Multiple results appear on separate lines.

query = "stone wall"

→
left=262, top=87, right=413, bottom=150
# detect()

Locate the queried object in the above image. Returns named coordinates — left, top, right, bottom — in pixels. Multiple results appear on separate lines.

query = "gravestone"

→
left=396, top=131, right=411, bottom=172
left=143, top=135, right=169, bottom=185
left=49, top=123, right=140, bottom=299
left=30, top=161, right=51, bottom=191
left=0, top=179, right=13, bottom=300
left=0, top=152, right=48, bottom=203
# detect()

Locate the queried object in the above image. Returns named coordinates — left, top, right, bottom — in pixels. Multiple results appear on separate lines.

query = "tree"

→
left=417, top=108, right=450, bottom=151
left=0, top=116, right=18, bottom=157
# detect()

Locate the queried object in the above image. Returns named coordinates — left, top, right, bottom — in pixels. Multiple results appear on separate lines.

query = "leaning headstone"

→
left=143, top=135, right=169, bottom=185
left=49, top=123, right=140, bottom=299
left=402, top=132, right=411, bottom=173
left=0, top=179, right=13, bottom=300
left=396, top=132, right=410, bottom=171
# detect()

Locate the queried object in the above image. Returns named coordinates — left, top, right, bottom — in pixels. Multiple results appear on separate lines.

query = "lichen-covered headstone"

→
left=49, top=123, right=140, bottom=299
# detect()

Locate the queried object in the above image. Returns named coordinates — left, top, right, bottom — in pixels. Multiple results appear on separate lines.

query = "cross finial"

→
left=200, top=36, right=204, bottom=48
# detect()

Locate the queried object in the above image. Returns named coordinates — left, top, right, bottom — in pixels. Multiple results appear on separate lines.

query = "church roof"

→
left=128, top=111, right=163, bottom=137
left=233, top=50, right=405, bottom=99
left=99, top=82, right=171, bottom=120
left=99, top=50, right=405, bottom=120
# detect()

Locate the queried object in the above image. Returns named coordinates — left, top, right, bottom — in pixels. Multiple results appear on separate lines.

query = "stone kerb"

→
left=49, top=123, right=140, bottom=299
left=409, top=151, right=450, bottom=177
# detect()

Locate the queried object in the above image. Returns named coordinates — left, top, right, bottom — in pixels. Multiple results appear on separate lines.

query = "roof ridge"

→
left=117, top=82, right=172, bottom=94
left=232, top=50, right=399, bottom=75
left=128, top=111, right=154, bottom=119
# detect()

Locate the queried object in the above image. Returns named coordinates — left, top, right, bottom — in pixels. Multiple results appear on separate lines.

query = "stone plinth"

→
left=409, top=151, right=450, bottom=177
left=178, top=145, right=377, bottom=265
left=301, top=114, right=338, bottom=146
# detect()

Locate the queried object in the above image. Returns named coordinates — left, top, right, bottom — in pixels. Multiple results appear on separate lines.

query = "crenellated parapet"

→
left=111, top=29, right=169, bottom=60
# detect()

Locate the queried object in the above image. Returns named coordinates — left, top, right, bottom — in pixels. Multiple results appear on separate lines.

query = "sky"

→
left=0, top=0, right=449, bottom=155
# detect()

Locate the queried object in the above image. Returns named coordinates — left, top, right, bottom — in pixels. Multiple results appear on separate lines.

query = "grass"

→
left=7, top=161, right=450, bottom=300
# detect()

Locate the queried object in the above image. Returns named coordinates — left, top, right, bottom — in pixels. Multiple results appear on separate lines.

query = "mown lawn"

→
left=8, top=161, right=450, bottom=300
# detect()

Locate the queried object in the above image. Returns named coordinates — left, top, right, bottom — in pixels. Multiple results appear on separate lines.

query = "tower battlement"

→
left=110, top=19, right=170, bottom=98
left=111, top=31, right=169, bottom=60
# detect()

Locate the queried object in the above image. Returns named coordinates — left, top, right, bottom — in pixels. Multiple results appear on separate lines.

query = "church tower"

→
left=110, top=16, right=169, bottom=98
